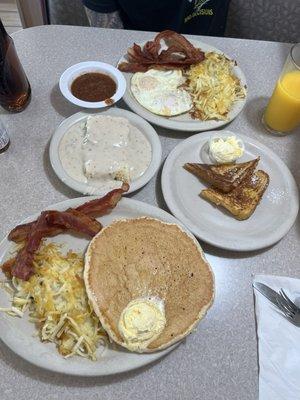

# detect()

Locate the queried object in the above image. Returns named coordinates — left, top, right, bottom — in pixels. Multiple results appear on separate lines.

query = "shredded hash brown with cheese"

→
left=186, top=52, right=247, bottom=121
left=0, top=243, right=107, bottom=360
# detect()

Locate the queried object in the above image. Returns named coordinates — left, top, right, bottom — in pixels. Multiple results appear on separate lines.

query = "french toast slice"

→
left=201, top=170, right=269, bottom=220
left=184, top=158, right=259, bottom=193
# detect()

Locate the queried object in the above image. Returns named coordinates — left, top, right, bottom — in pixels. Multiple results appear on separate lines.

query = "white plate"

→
left=119, top=40, right=247, bottom=132
left=162, top=130, right=299, bottom=251
left=0, top=197, right=199, bottom=376
left=49, top=109, right=162, bottom=195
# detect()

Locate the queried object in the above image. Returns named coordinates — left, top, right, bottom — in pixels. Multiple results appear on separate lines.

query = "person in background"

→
left=82, top=0, right=230, bottom=36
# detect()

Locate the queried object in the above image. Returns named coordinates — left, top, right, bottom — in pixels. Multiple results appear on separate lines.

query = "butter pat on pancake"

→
left=118, top=296, right=166, bottom=352
left=84, top=217, right=214, bottom=353
left=131, top=69, right=192, bottom=116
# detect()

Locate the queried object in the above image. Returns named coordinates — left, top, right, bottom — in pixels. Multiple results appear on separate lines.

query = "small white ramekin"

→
left=59, top=61, right=126, bottom=108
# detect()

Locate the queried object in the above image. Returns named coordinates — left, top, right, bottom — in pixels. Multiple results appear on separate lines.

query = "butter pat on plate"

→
left=208, top=135, right=244, bottom=164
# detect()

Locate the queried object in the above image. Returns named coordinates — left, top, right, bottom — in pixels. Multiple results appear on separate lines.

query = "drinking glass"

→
left=0, top=118, right=10, bottom=153
left=262, top=43, right=300, bottom=134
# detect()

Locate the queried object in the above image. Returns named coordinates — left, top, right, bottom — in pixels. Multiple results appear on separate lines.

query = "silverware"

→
left=253, top=282, right=300, bottom=326
left=253, top=282, right=279, bottom=308
left=277, top=289, right=300, bottom=326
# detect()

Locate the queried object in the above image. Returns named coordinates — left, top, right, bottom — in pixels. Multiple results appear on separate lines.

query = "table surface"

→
left=0, top=25, right=299, bottom=400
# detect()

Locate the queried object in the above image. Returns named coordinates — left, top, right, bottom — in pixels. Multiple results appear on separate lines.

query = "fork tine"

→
left=278, top=292, right=296, bottom=314
left=284, top=313, right=295, bottom=324
left=277, top=296, right=295, bottom=318
left=276, top=296, right=289, bottom=313
left=280, top=289, right=298, bottom=311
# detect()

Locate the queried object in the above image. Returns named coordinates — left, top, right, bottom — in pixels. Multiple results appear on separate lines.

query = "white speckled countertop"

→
left=0, top=26, right=299, bottom=400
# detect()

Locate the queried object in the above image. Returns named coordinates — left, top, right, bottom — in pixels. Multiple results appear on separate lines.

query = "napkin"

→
left=254, top=274, right=300, bottom=400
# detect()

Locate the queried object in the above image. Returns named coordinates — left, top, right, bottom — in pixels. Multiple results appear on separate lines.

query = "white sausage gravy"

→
left=59, top=115, right=152, bottom=192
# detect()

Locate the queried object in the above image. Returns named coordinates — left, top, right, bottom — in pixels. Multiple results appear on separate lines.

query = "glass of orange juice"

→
left=263, top=43, right=300, bottom=134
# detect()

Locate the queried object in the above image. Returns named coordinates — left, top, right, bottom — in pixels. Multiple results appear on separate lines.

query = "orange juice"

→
left=264, top=70, right=300, bottom=132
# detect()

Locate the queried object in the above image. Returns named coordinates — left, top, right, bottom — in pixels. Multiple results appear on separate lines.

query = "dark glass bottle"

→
left=0, top=18, right=31, bottom=112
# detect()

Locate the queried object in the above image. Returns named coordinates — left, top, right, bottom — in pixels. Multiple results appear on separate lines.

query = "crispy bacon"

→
left=46, top=210, right=102, bottom=237
left=8, top=184, right=129, bottom=243
left=118, top=30, right=205, bottom=73
left=9, top=220, right=66, bottom=243
left=1, top=257, right=15, bottom=279
left=4, top=185, right=128, bottom=280
left=11, top=210, right=101, bottom=281
left=118, top=62, right=149, bottom=73
left=12, top=212, right=49, bottom=280
left=8, top=210, right=99, bottom=243
left=76, top=184, right=128, bottom=216
left=8, top=221, right=33, bottom=243
left=143, top=40, right=159, bottom=60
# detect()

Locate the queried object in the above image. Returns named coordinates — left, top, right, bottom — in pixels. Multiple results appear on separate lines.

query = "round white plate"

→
left=49, top=109, right=162, bottom=195
left=119, top=40, right=247, bottom=132
left=162, top=130, right=299, bottom=251
left=0, top=197, right=198, bottom=376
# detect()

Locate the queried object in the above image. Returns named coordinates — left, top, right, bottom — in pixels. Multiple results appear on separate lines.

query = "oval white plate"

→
left=0, top=197, right=203, bottom=376
left=118, top=40, right=247, bottom=132
left=59, top=61, right=126, bottom=108
left=49, top=109, right=162, bottom=195
left=162, top=130, right=299, bottom=251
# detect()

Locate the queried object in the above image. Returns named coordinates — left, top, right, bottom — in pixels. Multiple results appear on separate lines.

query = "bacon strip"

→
left=8, top=210, right=99, bottom=243
left=12, top=212, right=49, bottom=280
left=76, top=184, right=128, bottom=216
left=8, top=184, right=128, bottom=243
left=5, top=211, right=101, bottom=280
left=4, top=185, right=128, bottom=280
left=1, top=257, right=15, bottom=279
left=118, top=30, right=205, bottom=73
left=8, top=221, right=33, bottom=243
left=46, top=210, right=101, bottom=237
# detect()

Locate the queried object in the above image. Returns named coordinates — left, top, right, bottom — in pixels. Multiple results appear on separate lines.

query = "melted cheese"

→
left=0, top=243, right=107, bottom=360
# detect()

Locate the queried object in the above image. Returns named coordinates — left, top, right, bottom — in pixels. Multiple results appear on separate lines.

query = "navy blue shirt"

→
left=83, top=0, right=230, bottom=36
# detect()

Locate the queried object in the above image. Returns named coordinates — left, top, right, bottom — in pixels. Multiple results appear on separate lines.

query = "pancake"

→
left=84, top=217, right=214, bottom=353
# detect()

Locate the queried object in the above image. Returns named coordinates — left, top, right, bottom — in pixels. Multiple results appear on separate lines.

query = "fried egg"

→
left=131, top=69, right=192, bottom=116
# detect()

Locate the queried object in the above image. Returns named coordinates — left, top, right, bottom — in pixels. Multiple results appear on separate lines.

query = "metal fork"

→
left=276, top=289, right=300, bottom=326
